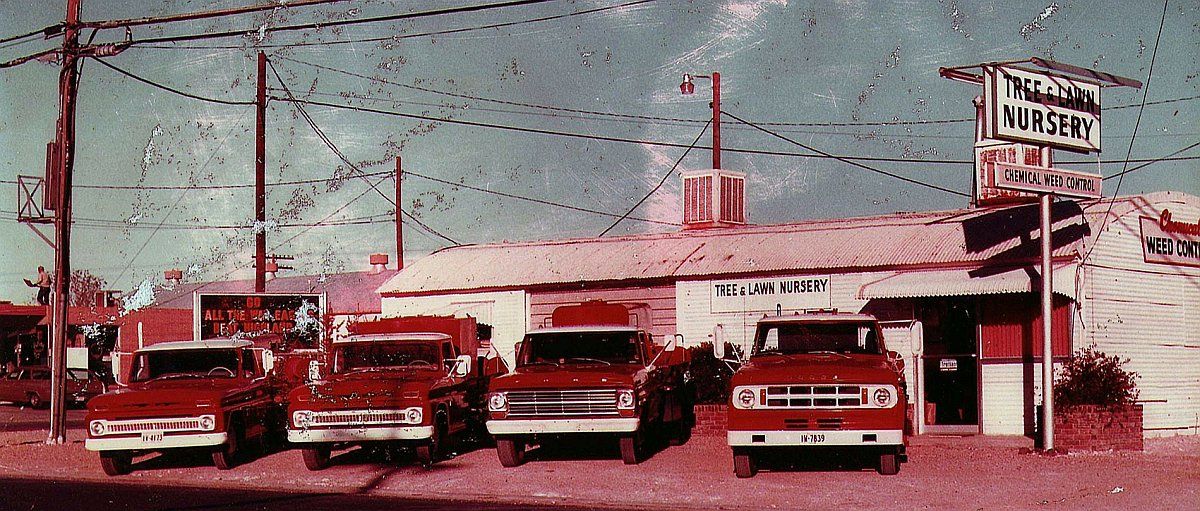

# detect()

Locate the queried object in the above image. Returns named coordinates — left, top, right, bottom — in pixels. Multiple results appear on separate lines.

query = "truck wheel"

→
left=667, top=419, right=692, bottom=446
left=417, top=414, right=447, bottom=469
left=877, top=453, right=900, bottom=475
left=212, top=428, right=239, bottom=470
left=619, top=433, right=642, bottom=465
left=496, top=438, right=525, bottom=468
left=733, top=451, right=757, bottom=478
left=99, top=451, right=133, bottom=476
left=301, top=446, right=331, bottom=471
left=26, top=392, right=43, bottom=409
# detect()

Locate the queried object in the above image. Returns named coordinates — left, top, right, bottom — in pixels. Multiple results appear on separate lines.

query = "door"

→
left=919, top=298, right=980, bottom=434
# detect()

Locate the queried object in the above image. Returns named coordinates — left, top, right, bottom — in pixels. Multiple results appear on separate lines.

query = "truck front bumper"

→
left=727, top=429, right=903, bottom=447
left=487, top=417, right=639, bottom=435
left=287, top=426, right=435, bottom=443
left=85, top=432, right=229, bottom=452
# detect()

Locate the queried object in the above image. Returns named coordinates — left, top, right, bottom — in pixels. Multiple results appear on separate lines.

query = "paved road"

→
left=0, top=403, right=87, bottom=432
left=0, top=477, right=609, bottom=511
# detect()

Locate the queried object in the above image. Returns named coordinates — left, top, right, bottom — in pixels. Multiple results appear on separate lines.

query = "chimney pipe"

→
left=164, top=269, right=183, bottom=286
left=369, top=253, right=389, bottom=275
left=264, top=259, right=278, bottom=281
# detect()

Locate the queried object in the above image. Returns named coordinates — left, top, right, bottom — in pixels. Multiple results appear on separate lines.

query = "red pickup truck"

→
left=722, top=312, right=908, bottom=477
left=486, top=301, right=691, bottom=466
left=286, top=316, right=486, bottom=470
left=85, top=339, right=283, bottom=476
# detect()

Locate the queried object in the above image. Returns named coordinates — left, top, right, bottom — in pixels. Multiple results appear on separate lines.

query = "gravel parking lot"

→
left=0, top=429, right=1196, bottom=510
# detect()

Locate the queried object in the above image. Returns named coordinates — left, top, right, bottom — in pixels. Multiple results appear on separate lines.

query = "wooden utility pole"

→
left=395, top=157, right=404, bottom=270
left=47, top=0, right=81, bottom=445
left=254, top=51, right=266, bottom=292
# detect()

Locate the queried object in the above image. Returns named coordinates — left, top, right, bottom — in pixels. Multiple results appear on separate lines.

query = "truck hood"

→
left=491, top=363, right=644, bottom=391
left=732, top=354, right=901, bottom=386
left=290, top=372, right=437, bottom=406
left=88, top=378, right=251, bottom=413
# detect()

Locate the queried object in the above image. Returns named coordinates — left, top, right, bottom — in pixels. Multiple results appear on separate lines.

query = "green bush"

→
left=1054, top=345, right=1139, bottom=408
left=685, top=343, right=736, bottom=404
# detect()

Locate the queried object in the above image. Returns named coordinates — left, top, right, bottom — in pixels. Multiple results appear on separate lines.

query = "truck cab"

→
left=286, top=316, right=484, bottom=470
left=723, top=312, right=907, bottom=477
left=486, top=300, right=691, bottom=466
left=85, top=339, right=282, bottom=476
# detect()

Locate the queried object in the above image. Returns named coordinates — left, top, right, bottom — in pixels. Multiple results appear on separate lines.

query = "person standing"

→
left=23, top=266, right=52, bottom=305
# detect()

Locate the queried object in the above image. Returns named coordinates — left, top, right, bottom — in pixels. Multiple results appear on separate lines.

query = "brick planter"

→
left=1053, top=404, right=1143, bottom=452
left=693, top=404, right=727, bottom=436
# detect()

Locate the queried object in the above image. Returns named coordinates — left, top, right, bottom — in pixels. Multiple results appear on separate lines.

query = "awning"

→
left=857, top=264, right=1077, bottom=300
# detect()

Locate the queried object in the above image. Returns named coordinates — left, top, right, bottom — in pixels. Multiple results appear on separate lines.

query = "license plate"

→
left=796, top=434, right=826, bottom=443
left=140, top=431, right=164, bottom=443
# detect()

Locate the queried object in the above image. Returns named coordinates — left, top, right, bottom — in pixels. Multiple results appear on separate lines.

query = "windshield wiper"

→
left=563, top=357, right=612, bottom=366
left=147, top=373, right=203, bottom=382
left=521, top=360, right=560, bottom=367
left=809, top=351, right=852, bottom=359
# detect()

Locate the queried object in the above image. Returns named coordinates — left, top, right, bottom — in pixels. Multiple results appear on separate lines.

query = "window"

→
left=241, top=349, right=261, bottom=378
left=519, top=331, right=642, bottom=366
left=753, top=322, right=882, bottom=356
left=131, top=349, right=240, bottom=382
left=335, top=342, right=440, bottom=372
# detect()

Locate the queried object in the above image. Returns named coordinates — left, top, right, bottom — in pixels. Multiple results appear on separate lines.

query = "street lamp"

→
left=680, top=72, right=720, bottom=169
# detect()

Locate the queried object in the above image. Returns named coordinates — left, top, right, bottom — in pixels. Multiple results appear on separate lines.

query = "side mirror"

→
left=260, top=349, right=275, bottom=374
left=712, top=340, right=725, bottom=360
left=451, top=354, right=472, bottom=377
left=665, top=333, right=682, bottom=352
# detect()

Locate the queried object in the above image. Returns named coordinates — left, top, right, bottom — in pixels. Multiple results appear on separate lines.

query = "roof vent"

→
left=682, top=169, right=746, bottom=229
left=163, top=269, right=183, bottom=285
left=369, top=253, right=389, bottom=274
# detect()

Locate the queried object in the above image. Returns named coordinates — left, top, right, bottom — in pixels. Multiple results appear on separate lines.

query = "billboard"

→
left=194, top=292, right=326, bottom=348
left=984, top=65, right=1102, bottom=153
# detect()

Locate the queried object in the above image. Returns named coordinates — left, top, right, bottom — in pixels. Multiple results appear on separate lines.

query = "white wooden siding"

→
left=381, top=291, right=528, bottom=367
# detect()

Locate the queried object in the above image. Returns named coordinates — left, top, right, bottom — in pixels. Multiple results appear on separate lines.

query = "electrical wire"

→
left=723, top=110, right=970, bottom=198
left=94, top=57, right=254, bottom=106
left=600, top=119, right=710, bottom=236
left=1103, top=140, right=1200, bottom=181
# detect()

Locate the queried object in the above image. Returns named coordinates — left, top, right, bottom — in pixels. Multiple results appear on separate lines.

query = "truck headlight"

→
left=89, top=420, right=105, bottom=436
left=616, top=389, right=635, bottom=410
left=487, top=392, right=508, bottom=412
left=872, top=387, right=895, bottom=407
left=406, top=407, right=423, bottom=424
left=293, top=410, right=313, bottom=428
left=198, top=415, right=215, bottom=431
left=734, top=388, right=757, bottom=409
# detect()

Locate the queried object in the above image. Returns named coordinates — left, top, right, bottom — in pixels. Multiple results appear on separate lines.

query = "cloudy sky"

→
left=0, top=0, right=1196, bottom=303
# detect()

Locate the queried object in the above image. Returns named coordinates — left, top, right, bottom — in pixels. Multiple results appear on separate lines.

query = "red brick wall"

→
left=694, top=404, right=727, bottom=436
left=1054, top=404, right=1143, bottom=452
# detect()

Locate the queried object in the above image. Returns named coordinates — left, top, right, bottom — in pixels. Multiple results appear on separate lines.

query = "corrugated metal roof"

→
left=379, top=192, right=1197, bottom=297
left=154, top=270, right=398, bottom=314
left=857, top=263, right=1077, bottom=300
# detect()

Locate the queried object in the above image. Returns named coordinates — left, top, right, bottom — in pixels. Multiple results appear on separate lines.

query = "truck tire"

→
left=733, top=450, right=756, bottom=478
left=301, top=446, right=331, bottom=471
left=212, top=425, right=240, bottom=470
left=26, top=392, right=43, bottom=409
left=619, top=433, right=642, bottom=465
left=496, top=438, right=524, bottom=468
left=100, top=451, right=133, bottom=476
left=417, top=413, right=448, bottom=469
left=877, top=453, right=900, bottom=475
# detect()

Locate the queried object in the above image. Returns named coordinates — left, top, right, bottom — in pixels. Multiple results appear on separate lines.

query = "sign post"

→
left=940, top=58, right=1139, bottom=452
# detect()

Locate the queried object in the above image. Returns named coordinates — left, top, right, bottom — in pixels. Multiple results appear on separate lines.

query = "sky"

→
left=0, top=0, right=1197, bottom=305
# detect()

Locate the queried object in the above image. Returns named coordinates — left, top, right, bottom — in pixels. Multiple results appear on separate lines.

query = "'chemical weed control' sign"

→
left=1141, top=210, right=1200, bottom=268
left=710, top=276, right=832, bottom=313
left=992, top=162, right=1102, bottom=199
left=986, top=65, right=1102, bottom=153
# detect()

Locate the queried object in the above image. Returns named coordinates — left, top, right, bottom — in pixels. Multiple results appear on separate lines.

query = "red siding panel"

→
left=979, top=294, right=1072, bottom=359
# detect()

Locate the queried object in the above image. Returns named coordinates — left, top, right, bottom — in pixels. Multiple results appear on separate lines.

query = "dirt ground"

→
left=1, top=429, right=1196, bottom=511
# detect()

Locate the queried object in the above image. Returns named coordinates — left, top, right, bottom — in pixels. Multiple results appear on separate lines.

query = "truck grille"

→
left=506, top=389, right=619, bottom=417
left=93, top=416, right=208, bottom=436
left=310, top=409, right=415, bottom=426
left=764, top=385, right=863, bottom=409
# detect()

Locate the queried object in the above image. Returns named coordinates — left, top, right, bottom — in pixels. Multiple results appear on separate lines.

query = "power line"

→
left=0, top=24, right=60, bottom=45
left=81, top=0, right=350, bottom=30
left=267, top=57, right=459, bottom=246
left=0, top=169, right=394, bottom=190
left=94, top=57, right=254, bottom=106
left=123, top=0, right=561, bottom=47
left=1082, top=0, right=1169, bottom=266
left=723, top=110, right=970, bottom=198
left=1103, top=140, right=1200, bottom=181
left=135, top=0, right=656, bottom=51
left=600, top=119, right=710, bottom=236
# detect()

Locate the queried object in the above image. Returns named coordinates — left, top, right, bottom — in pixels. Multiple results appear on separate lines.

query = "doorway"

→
left=918, top=298, right=979, bottom=434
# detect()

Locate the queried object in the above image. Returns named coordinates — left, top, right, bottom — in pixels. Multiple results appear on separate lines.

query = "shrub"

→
left=685, top=342, right=736, bottom=404
left=1054, top=345, right=1139, bottom=408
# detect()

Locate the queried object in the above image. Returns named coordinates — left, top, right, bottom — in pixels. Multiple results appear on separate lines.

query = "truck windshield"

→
left=131, top=349, right=240, bottom=382
left=754, top=322, right=881, bottom=356
left=336, top=342, right=441, bottom=372
left=519, top=331, right=641, bottom=366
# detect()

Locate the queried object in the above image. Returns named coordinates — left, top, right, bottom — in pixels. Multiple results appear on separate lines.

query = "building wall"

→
left=1079, top=196, right=1200, bottom=437
left=529, top=285, right=676, bottom=341
left=381, top=290, right=528, bottom=366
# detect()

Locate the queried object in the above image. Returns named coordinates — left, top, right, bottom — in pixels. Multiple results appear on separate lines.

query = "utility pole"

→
left=47, top=0, right=81, bottom=445
left=395, top=156, right=404, bottom=270
left=679, top=72, right=721, bottom=169
left=255, top=51, right=267, bottom=292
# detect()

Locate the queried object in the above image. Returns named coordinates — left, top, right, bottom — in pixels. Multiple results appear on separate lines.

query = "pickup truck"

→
left=85, top=339, right=283, bottom=476
left=286, top=316, right=485, bottom=470
left=721, top=312, right=908, bottom=477
left=486, top=300, right=691, bottom=466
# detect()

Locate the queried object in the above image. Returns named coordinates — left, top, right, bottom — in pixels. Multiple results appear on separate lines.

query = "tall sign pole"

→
left=1040, top=192, right=1054, bottom=448
left=48, top=0, right=82, bottom=445
left=254, top=51, right=267, bottom=292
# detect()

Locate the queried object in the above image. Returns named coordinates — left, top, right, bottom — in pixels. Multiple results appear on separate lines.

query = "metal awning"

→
left=857, top=264, right=1077, bottom=300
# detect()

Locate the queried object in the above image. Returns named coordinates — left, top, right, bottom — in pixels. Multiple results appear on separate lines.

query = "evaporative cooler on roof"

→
left=682, top=169, right=746, bottom=229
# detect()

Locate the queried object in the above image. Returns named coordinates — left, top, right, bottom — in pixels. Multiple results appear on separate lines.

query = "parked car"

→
left=0, top=366, right=107, bottom=408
